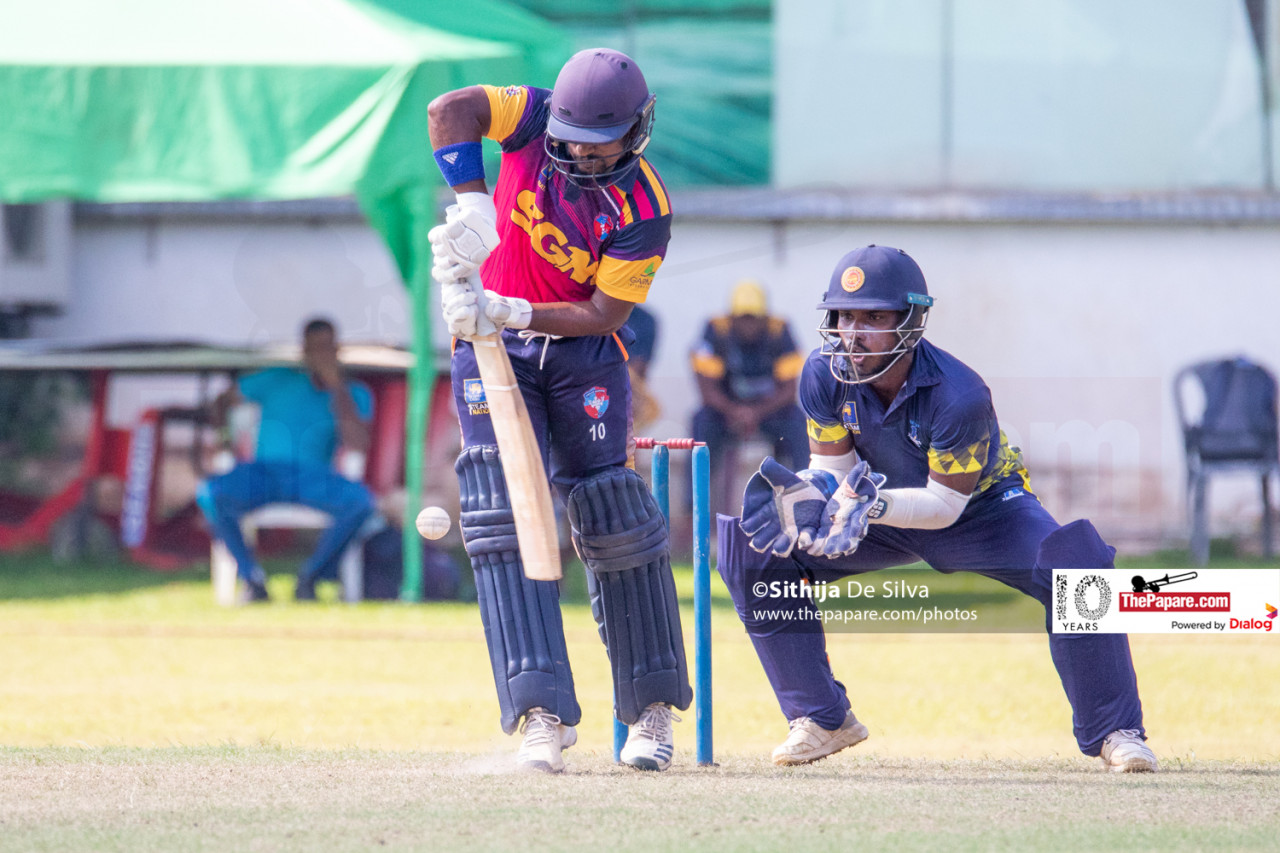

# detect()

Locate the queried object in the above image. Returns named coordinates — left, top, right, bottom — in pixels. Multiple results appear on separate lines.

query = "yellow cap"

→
left=729, top=280, right=767, bottom=317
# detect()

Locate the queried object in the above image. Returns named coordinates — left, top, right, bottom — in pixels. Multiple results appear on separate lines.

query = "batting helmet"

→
left=544, top=48, right=656, bottom=189
left=816, top=245, right=934, bottom=385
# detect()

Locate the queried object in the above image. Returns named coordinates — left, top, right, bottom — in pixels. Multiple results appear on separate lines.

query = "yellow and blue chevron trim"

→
left=807, top=419, right=848, bottom=444
left=928, top=435, right=990, bottom=477
left=976, top=431, right=1034, bottom=495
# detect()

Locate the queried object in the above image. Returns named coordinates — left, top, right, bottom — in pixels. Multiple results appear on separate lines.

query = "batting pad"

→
left=568, top=467, right=693, bottom=724
left=456, top=445, right=580, bottom=734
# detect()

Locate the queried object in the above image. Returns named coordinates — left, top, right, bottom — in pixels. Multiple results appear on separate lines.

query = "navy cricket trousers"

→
left=716, top=490, right=1145, bottom=756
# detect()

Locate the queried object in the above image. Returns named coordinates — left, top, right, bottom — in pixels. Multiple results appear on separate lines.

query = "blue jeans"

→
left=197, top=461, right=374, bottom=583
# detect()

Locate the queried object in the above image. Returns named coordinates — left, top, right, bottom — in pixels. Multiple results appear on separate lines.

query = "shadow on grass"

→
left=0, top=550, right=210, bottom=599
left=6, top=542, right=1267, bottom=606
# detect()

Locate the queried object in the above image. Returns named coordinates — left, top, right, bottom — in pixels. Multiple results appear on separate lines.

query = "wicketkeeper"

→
left=717, top=245, right=1157, bottom=772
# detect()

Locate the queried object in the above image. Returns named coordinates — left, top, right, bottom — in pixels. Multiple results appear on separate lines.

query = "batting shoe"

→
left=1100, top=729, right=1158, bottom=773
left=516, top=707, right=577, bottom=774
left=621, top=703, right=679, bottom=771
left=772, top=709, right=869, bottom=766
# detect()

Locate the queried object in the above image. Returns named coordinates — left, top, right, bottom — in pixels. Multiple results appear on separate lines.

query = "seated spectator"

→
left=690, top=280, right=809, bottom=492
left=197, top=317, right=375, bottom=603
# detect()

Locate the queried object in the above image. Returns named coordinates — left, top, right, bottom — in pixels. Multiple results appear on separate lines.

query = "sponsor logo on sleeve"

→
left=841, top=401, right=860, bottom=435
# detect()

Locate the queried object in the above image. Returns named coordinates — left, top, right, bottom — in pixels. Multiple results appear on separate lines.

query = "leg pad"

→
left=567, top=467, right=692, bottom=723
left=457, top=445, right=579, bottom=734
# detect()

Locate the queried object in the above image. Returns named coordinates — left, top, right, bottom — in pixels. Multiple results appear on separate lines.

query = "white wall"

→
left=38, top=219, right=413, bottom=347
left=775, top=0, right=1271, bottom=190
left=30, top=210, right=1280, bottom=550
left=644, top=216, right=1280, bottom=547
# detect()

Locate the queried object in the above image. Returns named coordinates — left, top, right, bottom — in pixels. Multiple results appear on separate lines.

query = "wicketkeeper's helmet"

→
left=545, top=48, right=656, bottom=190
left=816, top=245, right=934, bottom=385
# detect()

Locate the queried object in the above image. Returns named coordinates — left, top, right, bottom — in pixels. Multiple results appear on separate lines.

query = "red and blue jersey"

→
left=480, top=85, right=672, bottom=305
left=799, top=339, right=1032, bottom=506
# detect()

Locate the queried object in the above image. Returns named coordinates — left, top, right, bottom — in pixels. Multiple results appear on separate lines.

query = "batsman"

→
left=427, top=49, right=691, bottom=772
left=719, top=245, right=1158, bottom=772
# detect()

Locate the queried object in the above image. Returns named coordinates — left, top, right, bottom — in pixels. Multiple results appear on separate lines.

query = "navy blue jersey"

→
left=691, top=316, right=805, bottom=403
left=624, top=304, right=658, bottom=365
left=799, top=339, right=1030, bottom=507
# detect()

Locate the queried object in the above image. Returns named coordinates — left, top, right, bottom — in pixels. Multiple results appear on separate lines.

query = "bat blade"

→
left=464, top=279, right=562, bottom=582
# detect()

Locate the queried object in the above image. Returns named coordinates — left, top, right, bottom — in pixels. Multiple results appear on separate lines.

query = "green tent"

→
left=0, top=0, right=572, bottom=597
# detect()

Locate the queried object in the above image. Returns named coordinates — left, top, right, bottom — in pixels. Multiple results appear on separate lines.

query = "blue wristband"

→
left=433, top=141, right=485, bottom=187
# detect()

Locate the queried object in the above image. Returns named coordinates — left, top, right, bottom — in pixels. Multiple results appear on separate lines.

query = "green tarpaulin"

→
left=0, top=0, right=572, bottom=596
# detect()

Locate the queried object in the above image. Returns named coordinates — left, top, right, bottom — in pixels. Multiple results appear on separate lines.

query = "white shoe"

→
left=516, top=707, right=577, bottom=773
left=1100, top=729, right=1157, bottom=773
left=621, top=703, right=679, bottom=771
left=772, top=709, right=869, bottom=766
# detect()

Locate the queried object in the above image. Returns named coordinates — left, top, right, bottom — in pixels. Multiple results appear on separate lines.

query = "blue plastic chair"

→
left=1173, top=357, right=1280, bottom=565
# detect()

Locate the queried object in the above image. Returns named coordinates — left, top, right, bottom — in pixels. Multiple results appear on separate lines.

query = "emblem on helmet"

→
left=841, top=267, right=865, bottom=293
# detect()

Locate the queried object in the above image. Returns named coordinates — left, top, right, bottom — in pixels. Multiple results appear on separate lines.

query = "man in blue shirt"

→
left=198, top=318, right=375, bottom=603
left=718, top=246, right=1157, bottom=773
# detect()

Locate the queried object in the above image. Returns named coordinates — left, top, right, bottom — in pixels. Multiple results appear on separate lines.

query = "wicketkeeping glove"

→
left=809, top=461, right=887, bottom=558
left=739, top=457, right=839, bottom=558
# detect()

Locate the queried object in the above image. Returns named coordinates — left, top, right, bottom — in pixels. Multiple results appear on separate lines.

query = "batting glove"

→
left=440, top=279, right=479, bottom=339
left=481, top=290, right=533, bottom=331
left=429, top=199, right=500, bottom=284
left=809, top=461, right=887, bottom=558
left=739, top=457, right=839, bottom=558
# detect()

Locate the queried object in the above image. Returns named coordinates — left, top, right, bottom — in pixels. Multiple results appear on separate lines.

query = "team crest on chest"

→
left=594, top=213, right=614, bottom=240
left=907, top=419, right=924, bottom=449
left=841, top=401, right=860, bottom=434
left=583, top=387, right=610, bottom=419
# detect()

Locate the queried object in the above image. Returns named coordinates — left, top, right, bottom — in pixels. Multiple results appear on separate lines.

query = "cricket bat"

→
left=465, top=276, right=563, bottom=582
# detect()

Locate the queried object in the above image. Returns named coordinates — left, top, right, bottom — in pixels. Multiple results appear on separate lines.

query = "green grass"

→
left=1, top=549, right=1278, bottom=850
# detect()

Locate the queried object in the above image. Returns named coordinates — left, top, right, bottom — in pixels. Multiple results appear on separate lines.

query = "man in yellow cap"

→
left=690, top=280, right=809, bottom=507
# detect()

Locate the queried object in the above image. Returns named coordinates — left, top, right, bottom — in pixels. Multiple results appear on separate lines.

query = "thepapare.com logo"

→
left=1055, top=573, right=1112, bottom=631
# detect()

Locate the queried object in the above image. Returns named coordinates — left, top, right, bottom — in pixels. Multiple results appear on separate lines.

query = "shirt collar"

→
left=884, top=340, right=940, bottom=417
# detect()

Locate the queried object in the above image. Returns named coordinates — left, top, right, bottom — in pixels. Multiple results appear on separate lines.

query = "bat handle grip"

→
left=463, top=274, right=498, bottom=338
